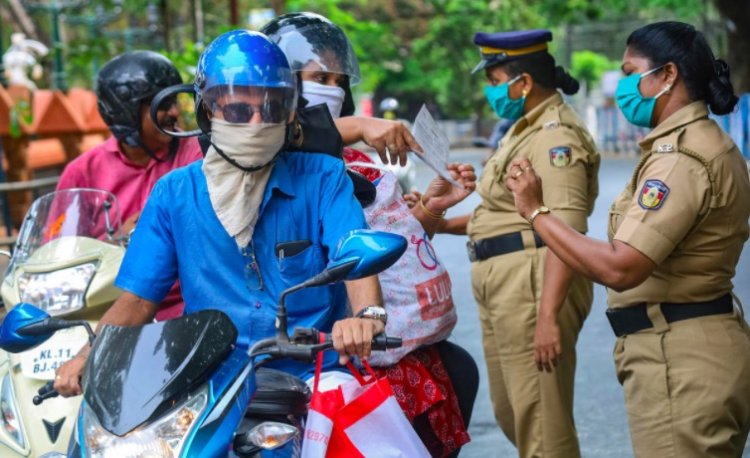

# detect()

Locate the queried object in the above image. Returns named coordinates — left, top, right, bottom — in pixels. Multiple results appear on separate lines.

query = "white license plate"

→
left=19, top=330, right=87, bottom=381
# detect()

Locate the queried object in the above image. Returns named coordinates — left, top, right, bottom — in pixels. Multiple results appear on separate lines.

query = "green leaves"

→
left=9, top=100, right=32, bottom=139
left=24, top=0, right=728, bottom=112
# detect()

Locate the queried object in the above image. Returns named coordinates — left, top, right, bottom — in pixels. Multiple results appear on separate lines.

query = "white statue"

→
left=3, top=33, right=49, bottom=90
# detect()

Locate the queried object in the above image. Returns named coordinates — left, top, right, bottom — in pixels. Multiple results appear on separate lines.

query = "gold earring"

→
left=522, top=89, right=528, bottom=97
left=291, top=121, right=304, bottom=147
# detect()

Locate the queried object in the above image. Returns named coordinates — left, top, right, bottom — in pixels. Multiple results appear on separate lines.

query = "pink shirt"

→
left=57, top=136, right=203, bottom=320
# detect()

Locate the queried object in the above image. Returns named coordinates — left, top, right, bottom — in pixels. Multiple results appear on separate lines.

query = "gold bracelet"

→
left=419, top=196, right=446, bottom=219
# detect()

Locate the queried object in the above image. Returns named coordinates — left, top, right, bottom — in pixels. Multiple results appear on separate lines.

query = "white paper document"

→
left=410, top=104, right=464, bottom=189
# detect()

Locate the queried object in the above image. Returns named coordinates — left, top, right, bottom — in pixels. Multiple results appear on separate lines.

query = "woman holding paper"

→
left=433, top=29, right=601, bottom=457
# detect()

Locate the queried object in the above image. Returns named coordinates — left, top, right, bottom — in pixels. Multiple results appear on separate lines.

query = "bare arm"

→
left=408, top=164, right=477, bottom=238
left=440, top=214, right=470, bottom=235
left=335, top=116, right=365, bottom=146
left=410, top=196, right=444, bottom=238
left=401, top=203, right=470, bottom=236
left=81, top=292, right=157, bottom=358
left=505, top=157, right=656, bottom=290
left=531, top=214, right=655, bottom=291
left=534, top=250, right=574, bottom=372
left=335, top=116, right=422, bottom=166
left=333, top=276, right=385, bottom=364
left=54, top=292, right=157, bottom=396
left=345, top=276, right=383, bottom=314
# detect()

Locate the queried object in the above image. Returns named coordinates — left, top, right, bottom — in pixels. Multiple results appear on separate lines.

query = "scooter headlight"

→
left=83, top=387, right=208, bottom=458
left=247, top=422, right=299, bottom=450
left=17, top=263, right=96, bottom=316
left=0, top=374, right=26, bottom=449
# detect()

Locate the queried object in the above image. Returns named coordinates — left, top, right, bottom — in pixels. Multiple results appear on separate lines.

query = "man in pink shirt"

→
left=57, top=51, right=202, bottom=320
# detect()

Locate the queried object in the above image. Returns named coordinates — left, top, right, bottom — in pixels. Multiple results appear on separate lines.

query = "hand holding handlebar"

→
left=33, top=381, right=60, bottom=405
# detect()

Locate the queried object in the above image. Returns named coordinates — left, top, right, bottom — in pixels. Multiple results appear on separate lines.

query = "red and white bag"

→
left=301, top=353, right=342, bottom=457
left=301, top=353, right=430, bottom=458
left=363, top=171, right=457, bottom=366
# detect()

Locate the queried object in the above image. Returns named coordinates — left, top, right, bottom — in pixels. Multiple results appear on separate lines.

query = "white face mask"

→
left=210, top=118, right=286, bottom=169
left=302, top=81, right=346, bottom=119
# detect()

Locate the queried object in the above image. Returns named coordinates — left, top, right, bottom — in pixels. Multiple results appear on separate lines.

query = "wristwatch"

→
left=355, top=306, right=388, bottom=325
left=527, top=206, right=550, bottom=225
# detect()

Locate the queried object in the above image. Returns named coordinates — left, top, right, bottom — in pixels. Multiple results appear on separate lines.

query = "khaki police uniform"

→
left=469, top=92, right=600, bottom=457
left=607, top=101, right=750, bottom=457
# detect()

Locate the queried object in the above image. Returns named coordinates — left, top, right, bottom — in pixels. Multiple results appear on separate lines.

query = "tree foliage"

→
left=6, top=0, right=747, bottom=116
left=570, top=51, right=617, bottom=96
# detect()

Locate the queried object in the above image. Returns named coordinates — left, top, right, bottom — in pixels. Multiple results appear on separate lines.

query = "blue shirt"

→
left=115, top=152, right=367, bottom=378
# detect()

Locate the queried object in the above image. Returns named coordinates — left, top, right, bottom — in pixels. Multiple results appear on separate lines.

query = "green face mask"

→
left=484, top=75, right=525, bottom=120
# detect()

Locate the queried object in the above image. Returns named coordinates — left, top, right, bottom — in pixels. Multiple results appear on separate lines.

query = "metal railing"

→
left=0, top=175, right=60, bottom=249
left=596, top=93, right=750, bottom=157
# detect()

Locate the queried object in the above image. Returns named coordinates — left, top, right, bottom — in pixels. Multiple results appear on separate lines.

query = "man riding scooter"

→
left=56, top=51, right=203, bottom=320
left=262, top=12, right=480, bottom=456
left=54, top=30, right=385, bottom=397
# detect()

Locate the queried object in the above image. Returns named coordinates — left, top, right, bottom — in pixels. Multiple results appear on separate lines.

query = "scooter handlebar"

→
left=33, top=381, right=59, bottom=406
left=321, top=333, right=402, bottom=351
left=373, top=334, right=402, bottom=350
left=253, top=328, right=403, bottom=362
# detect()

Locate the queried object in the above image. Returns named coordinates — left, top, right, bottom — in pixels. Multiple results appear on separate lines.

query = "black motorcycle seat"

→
left=245, top=367, right=311, bottom=417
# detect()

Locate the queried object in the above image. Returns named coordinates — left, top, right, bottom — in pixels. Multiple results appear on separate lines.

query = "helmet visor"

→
left=272, top=23, right=361, bottom=86
left=202, top=85, right=296, bottom=124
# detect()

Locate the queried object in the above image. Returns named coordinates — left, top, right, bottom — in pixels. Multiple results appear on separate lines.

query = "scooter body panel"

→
left=0, top=190, right=126, bottom=456
left=183, top=348, right=256, bottom=458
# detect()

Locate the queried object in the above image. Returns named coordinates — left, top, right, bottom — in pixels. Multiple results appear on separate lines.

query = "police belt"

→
left=606, top=294, right=733, bottom=337
left=467, top=231, right=544, bottom=262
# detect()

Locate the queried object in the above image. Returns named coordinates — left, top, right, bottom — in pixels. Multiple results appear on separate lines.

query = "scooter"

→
left=0, top=229, right=407, bottom=457
left=0, top=189, right=125, bottom=457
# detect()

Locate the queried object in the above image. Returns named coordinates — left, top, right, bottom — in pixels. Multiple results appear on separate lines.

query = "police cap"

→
left=472, top=29, right=553, bottom=74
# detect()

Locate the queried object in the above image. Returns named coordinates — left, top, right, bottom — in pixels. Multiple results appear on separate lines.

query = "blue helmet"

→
left=194, top=30, right=297, bottom=132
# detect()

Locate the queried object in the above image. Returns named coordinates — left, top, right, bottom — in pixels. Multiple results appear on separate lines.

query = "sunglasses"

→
left=210, top=101, right=288, bottom=124
left=152, top=95, right=177, bottom=112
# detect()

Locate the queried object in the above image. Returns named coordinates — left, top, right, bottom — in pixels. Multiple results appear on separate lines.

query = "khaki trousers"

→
left=471, top=243, right=592, bottom=458
left=614, top=306, right=750, bottom=457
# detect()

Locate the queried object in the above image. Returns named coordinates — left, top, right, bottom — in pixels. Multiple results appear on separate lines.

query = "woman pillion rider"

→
left=263, top=12, right=479, bottom=457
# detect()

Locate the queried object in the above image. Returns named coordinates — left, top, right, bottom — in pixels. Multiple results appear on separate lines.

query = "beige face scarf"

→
left=202, top=118, right=286, bottom=248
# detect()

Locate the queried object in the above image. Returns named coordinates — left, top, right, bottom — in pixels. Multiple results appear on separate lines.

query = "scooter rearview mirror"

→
left=295, top=229, right=408, bottom=290
left=0, top=302, right=53, bottom=353
left=150, top=84, right=202, bottom=138
left=275, top=230, right=407, bottom=341
left=326, top=229, right=407, bottom=281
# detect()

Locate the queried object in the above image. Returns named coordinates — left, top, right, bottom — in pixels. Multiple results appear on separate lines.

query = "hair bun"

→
left=713, top=59, right=730, bottom=77
left=707, top=58, right=738, bottom=115
left=554, top=66, right=580, bottom=95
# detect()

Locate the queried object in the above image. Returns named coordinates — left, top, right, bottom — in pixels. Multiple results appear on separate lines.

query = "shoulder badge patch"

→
left=638, top=179, right=670, bottom=210
left=549, top=146, right=571, bottom=167
left=657, top=143, right=674, bottom=153
left=543, top=120, right=560, bottom=130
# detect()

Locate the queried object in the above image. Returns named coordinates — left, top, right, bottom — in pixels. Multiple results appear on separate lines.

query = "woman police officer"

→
left=507, top=21, right=750, bottom=457
left=443, top=29, right=600, bottom=457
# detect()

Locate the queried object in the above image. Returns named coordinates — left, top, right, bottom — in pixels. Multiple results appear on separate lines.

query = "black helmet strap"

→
left=121, top=129, right=174, bottom=163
